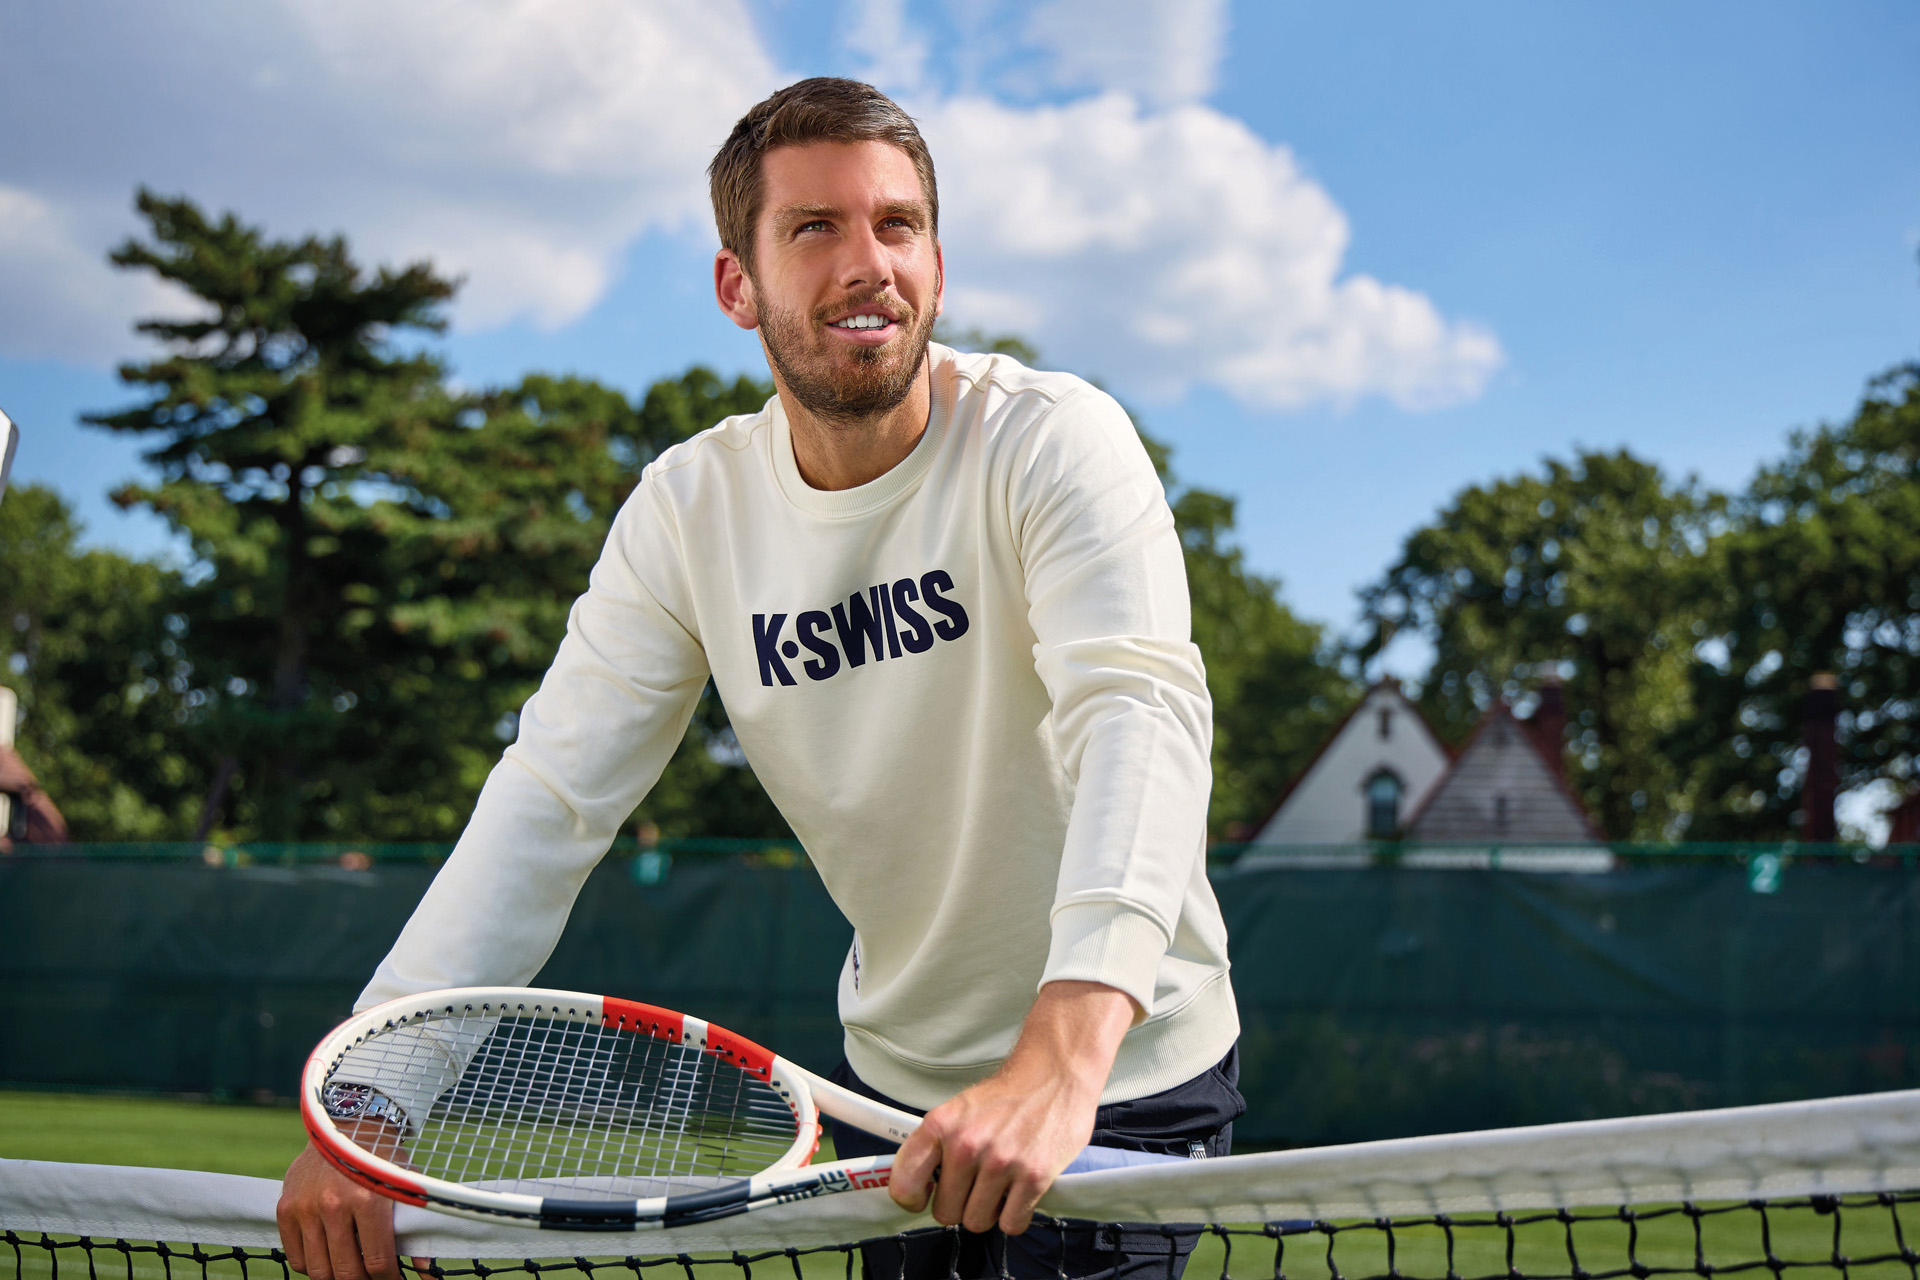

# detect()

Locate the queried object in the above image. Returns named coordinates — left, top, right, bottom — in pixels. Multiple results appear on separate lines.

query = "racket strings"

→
left=324, top=1008, right=801, bottom=1202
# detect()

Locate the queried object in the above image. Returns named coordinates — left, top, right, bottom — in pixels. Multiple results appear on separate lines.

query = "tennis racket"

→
left=301, top=987, right=921, bottom=1231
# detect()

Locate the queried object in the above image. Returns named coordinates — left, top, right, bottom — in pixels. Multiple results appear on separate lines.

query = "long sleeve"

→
left=1011, top=389, right=1214, bottom=1017
left=356, top=480, right=712, bottom=1011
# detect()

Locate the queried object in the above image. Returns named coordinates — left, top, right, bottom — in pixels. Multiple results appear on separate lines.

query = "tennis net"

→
left=7, top=1090, right=1920, bottom=1280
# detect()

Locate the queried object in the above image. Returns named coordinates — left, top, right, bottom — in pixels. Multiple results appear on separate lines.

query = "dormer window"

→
left=1378, top=708, right=1392, bottom=740
left=1365, top=770, right=1403, bottom=839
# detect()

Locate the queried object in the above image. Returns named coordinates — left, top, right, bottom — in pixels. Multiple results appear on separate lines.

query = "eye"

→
left=795, top=219, right=830, bottom=235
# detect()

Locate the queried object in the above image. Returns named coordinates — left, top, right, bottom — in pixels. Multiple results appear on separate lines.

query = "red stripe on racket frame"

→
left=703, top=1024, right=775, bottom=1080
left=303, top=1111, right=430, bottom=1208
left=602, top=997, right=685, bottom=1043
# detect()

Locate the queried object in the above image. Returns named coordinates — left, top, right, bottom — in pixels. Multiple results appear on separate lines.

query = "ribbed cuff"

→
left=1041, top=902, right=1170, bottom=1025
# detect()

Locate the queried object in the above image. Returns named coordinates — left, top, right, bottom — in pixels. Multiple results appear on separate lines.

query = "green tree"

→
left=296, top=371, right=666, bottom=839
left=85, top=190, right=798, bottom=841
left=1687, top=361, right=1920, bottom=838
left=1176, top=486, right=1358, bottom=838
left=87, top=190, right=468, bottom=837
left=1360, top=450, right=1727, bottom=841
left=0, top=485, right=204, bottom=838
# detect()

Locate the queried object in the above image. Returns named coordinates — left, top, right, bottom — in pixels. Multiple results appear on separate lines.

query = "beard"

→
left=757, top=288, right=936, bottom=426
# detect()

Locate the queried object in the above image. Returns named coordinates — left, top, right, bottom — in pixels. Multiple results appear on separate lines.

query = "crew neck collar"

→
left=769, top=344, right=952, bottom=518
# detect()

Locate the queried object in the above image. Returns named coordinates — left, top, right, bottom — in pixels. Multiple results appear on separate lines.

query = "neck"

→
left=774, top=360, right=933, bottom=491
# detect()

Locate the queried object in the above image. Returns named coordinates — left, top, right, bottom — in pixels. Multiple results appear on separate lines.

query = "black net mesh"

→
left=12, top=1193, right=1920, bottom=1280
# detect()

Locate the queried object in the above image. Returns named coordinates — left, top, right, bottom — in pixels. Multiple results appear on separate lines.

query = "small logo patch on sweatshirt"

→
left=753, top=570, right=970, bottom=687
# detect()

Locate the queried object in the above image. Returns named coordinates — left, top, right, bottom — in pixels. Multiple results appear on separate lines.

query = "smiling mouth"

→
left=828, top=312, right=895, bottom=331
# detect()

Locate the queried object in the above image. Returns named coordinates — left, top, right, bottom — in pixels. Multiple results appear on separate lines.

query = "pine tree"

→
left=90, top=190, right=462, bottom=836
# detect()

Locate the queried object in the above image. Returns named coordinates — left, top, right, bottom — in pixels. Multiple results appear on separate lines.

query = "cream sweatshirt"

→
left=357, top=345, right=1238, bottom=1108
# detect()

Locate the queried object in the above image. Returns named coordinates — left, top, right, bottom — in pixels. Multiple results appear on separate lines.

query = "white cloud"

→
left=273, top=0, right=783, bottom=328
left=0, top=0, right=780, bottom=360
left=1023, top=0, right=1229, bottom=107
left=842, top=0, right=931, bottom=97
left=0, top=186, right=186, bottom=364
left=281, top=0, right=765, bottom=187
left=833, top=0, right=1501, bottom=410
left=926, top=93, right=1502, bottom=410
left=0, top=0, right=1499, bottom=414
left=367, top=206, right=615, bottom=331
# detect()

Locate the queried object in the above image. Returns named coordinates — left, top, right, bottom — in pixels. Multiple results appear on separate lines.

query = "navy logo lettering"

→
left=756, top=571, right=970, bottom=686
left=878, top=583, right=902, bottom=658
left=831, top=587, right=886, bottom=667
left=752, top=614, right=797, bottom=687
left=921, top=569, right=969, bottom=642
left=891, top=579, right=935, bottom=654
left=795, top=610, right=840, bottom=681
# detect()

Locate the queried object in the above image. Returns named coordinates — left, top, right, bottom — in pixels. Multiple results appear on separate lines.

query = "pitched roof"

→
left=1403, top=701, right=1603, bottom=844
left=1248, top=679, right=1451, bottom=841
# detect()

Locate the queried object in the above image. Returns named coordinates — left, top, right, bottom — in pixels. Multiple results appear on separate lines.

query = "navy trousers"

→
left=826, top=1046, right=1244, bottom=1280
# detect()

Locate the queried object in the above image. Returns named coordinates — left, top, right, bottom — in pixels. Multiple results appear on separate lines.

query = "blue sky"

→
left=2, top=0, right=1916, bottom=679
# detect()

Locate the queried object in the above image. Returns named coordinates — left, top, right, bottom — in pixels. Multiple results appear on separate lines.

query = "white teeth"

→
left=833, top=313, right=889, bottom=330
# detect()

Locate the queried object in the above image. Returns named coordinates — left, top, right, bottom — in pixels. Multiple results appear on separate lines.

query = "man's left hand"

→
left=887, top=980, right=1136, bottom=1235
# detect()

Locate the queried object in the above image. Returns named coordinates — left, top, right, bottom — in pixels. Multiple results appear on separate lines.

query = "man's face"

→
left=736, top=140, right=943, bottom=424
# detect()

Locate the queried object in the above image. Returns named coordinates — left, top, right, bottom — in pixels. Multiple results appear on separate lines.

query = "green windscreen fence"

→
left=1, top=843, right=1916, bottom=1146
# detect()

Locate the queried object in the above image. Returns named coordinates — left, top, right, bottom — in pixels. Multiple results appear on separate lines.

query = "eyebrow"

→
left=771, top=200, right=930, bottom=236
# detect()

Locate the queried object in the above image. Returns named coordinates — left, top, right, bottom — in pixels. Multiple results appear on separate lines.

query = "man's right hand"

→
left=277, top=1140, right=428, bottom=1280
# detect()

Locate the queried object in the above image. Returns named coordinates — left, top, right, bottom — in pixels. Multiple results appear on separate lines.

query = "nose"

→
left=837, top=220, right=894, bottom=296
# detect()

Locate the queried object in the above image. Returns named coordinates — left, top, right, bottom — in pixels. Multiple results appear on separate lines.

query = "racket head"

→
left=300, top=988, right=821, bottom=1225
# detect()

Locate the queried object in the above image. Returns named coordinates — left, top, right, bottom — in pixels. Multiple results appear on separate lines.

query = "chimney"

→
left=1802, top=673, right=1838, bottom=843
left=1531, top=676, right=1567, bottom=776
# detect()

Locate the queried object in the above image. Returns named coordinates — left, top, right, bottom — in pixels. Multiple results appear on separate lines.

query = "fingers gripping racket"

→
left=302, top=988, right=920, bottom=1231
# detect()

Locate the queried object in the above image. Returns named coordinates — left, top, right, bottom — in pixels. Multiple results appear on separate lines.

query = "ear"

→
left=933, top=240, right=945, bottom=320
left=714, top=249, right=759, bottom=331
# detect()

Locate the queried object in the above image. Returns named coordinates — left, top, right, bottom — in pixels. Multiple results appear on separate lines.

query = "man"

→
left=278, top=77, right=1240, bottom=1280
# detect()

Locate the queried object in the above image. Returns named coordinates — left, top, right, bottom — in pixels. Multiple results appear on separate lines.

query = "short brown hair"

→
left=708, top=78, right=938, bottom=280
